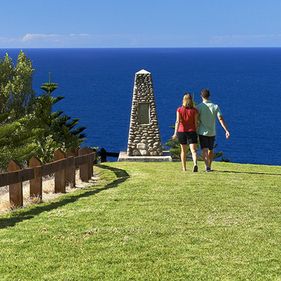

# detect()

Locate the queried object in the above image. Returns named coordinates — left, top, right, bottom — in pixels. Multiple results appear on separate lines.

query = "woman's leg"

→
left=189, top=143, right=198, bottom=167
left=180, top=144, right=187, bottom=171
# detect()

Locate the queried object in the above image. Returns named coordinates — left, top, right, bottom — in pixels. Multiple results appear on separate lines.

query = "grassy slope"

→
left=0, top=161, right=281, bottom=280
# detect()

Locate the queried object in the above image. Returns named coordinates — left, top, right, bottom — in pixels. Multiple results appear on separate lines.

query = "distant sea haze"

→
left=2, top=48, right=281, bottom=165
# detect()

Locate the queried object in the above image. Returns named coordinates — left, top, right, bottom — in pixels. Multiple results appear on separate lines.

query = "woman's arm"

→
left=172, top=111, right=180, bottom=139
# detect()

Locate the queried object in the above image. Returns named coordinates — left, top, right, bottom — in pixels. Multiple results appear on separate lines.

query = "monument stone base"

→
left=118, top=151, right=172, bottom=162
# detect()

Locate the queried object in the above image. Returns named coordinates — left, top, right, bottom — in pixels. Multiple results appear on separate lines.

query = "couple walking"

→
left=172, top=89, right=230, bottom=172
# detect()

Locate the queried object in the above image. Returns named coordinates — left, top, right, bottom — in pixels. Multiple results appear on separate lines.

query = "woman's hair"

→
left=182, top=92, right=194, bottom=108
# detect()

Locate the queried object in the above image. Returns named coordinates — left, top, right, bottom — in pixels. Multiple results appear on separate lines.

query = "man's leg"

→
left=199, top=135, right=208, bottom=169
left=202, top=148, right=209, bottom=169
left=208, top=149, right=214, bottom=170
left=180, top=144, right=187, bottom=171
left=207, top=137, right=215, bottom=170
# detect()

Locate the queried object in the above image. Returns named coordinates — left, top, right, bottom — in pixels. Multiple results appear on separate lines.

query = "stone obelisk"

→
left=127, top=69, right=162, bottom=156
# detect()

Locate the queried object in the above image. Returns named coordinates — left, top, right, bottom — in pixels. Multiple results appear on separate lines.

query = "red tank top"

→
left=177, top=106, right=198, bottom=132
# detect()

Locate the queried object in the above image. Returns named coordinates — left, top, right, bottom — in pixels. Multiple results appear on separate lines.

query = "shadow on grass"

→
left=215, top=170, right=281, bottom=176
left=0, top=165, right=129, bottom=229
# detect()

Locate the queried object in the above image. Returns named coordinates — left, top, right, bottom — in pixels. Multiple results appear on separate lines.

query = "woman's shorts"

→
left=177, top=132, right=198, bottom=145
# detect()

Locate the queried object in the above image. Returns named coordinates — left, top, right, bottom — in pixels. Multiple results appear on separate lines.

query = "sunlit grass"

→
left=0, top=161, right=281, bottom=280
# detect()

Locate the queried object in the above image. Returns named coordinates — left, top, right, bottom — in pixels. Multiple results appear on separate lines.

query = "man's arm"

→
left=218, top=116, right=230, bottom=139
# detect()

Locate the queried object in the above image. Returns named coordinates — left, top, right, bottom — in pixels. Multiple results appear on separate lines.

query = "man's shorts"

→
left=199, top=135, right=215, bottom=150
left=177, top=132, right=198, bottom=145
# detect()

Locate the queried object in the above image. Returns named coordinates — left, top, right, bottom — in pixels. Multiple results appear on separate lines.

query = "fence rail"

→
left=0, top=148, right=96, bottom=209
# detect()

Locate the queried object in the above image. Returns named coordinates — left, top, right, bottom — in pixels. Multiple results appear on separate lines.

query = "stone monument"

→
left=118, top=69, right=172, bottom=162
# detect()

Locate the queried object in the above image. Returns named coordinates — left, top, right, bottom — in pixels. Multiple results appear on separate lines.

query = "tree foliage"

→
left=0, top=51, right=34, bottom=119
left=0, top=51, right=86, bottom=170
left=31, top=81, right=86, bottom=162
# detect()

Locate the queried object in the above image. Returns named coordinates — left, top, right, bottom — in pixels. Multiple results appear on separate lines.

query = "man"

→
left=197, top=89, right=230, bottom=172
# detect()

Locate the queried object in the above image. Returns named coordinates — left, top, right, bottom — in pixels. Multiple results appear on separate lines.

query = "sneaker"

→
left=193, top=165, right=198, bottom=172
left=206, top=167, right=211, bottom=172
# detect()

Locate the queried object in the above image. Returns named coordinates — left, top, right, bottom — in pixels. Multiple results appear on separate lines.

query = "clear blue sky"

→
left=1, top=0, right=280, bottom=48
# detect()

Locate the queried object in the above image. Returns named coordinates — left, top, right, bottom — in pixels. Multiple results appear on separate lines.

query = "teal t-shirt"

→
left=197, top=100, right=222, bottom=136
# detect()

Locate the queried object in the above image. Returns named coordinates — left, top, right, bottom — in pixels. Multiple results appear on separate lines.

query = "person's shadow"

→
left=215, top=170, right=281, bottom=176
left=0, top=164, right=129, bottom=229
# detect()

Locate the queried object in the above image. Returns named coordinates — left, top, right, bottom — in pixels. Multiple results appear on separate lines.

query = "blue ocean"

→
left=2, top=48, right=281, bottom=165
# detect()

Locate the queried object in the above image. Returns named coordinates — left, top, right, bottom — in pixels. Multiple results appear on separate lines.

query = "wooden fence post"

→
left=29, top=156, right=42, bottom=200
left=66, top=150, right=76, bottom=188
left=7, top=160, right=23, bottom=208
left=54, top=149, right=66, bottom=193
left=87, top=148, right=94, bottom=179
left=79, top=148, right=90, bottom=182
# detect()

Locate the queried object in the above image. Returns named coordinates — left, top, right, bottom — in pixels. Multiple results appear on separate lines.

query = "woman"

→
left=172, top=93, right=198, bottom=172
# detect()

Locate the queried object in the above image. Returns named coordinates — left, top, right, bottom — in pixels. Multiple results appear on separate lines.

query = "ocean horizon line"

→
left=1, top=46, right=281, bottom=50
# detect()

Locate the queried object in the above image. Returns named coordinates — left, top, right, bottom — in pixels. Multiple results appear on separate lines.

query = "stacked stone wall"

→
left=127, top=70, right=163, bottom=156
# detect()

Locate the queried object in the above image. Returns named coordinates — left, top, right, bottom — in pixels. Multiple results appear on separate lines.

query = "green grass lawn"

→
left=1, top=161, right=281, bottom=280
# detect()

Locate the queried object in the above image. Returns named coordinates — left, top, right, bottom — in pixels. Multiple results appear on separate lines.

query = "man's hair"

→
left=201, top=88, right=210, bottom=99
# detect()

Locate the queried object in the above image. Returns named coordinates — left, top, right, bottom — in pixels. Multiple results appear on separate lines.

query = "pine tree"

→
left=31, top=80, right=86, bottom=162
